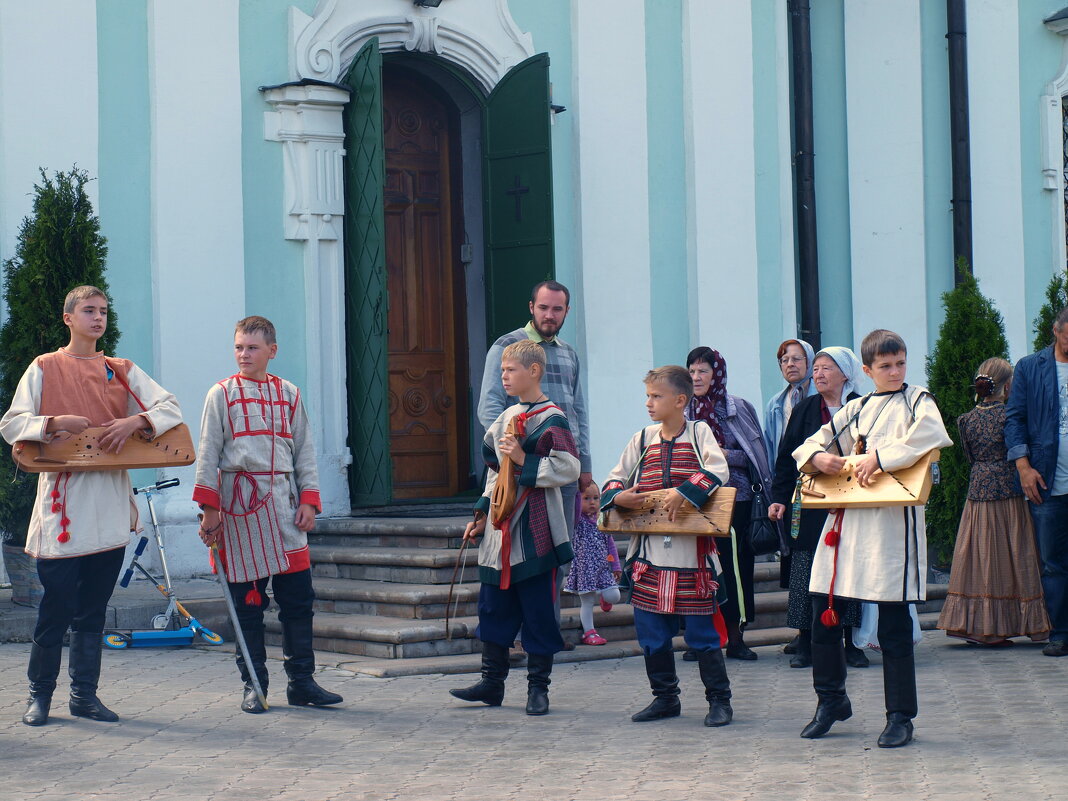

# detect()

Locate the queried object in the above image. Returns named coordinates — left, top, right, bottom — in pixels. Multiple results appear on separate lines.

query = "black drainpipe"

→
left=789, top=0, right=822, bottom=350
left=947, top=0, right=972, bottom=284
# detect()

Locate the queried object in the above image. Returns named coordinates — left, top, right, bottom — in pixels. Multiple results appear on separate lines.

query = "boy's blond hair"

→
left=63, top=285, right=108, bottom=314
left=236, top=315, right=277, bottom=345
left=860, top=329, right=907, bottom=367
left=502, top=340, right=545, bottom=372
left=644, top=365, right=693, bottom=401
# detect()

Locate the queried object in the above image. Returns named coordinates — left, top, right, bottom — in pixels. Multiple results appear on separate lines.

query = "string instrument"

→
left=13, top=423, right=196, bottom=473
left=798, top=449, right=940, bottom=509
left=601, top=486, right=737, bottom=536
left=489, top=416, right=519, bottom=526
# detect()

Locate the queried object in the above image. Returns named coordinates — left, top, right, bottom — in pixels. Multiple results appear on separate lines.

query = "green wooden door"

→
left=342, top=38, right=391, bottom=507
left=482, top=53, right=556, bottom=343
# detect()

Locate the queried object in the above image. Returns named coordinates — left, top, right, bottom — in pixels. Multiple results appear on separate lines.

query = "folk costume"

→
left=601, top=420, right=735, bottom=726
left=0, top=348, right=182, bottom=726
left=792, top=383, right=952, bottom=746
left=193, top=373, right=341, bottom=712
left=451, top=399, right=579, bottom=715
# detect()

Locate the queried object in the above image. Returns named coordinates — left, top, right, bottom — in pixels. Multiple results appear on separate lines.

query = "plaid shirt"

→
left=477, top=322, right=591, bottom=472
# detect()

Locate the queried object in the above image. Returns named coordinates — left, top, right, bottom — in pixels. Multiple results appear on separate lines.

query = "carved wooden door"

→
left=383, top=71, right=467, bottom=498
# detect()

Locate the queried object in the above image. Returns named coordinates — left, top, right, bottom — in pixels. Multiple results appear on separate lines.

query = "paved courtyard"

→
left=0, top=632, right=1064, bottom=801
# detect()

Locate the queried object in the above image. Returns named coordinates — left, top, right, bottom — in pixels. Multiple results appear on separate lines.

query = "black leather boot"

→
left=631, top=651, right=681, bottom=722
left=878, top=649, right=917, bottom=747
left=696, top=648, right=733, bottom=727
left=790, top=629, right=812, bottom=669
left=878, top=712, right=914, bottom=747
left=283, top=617, right=342, bottom=707
left=450, top=642, right=510, bottom=706
left=236, top=621, right=269, bottom=714
left=799, top=635, right=850, bottom=738
left=23, top=641, right=63, bottom=726
left=525, top=652, right=553, bottom=715
left=68, top=632, right=118, bottom=722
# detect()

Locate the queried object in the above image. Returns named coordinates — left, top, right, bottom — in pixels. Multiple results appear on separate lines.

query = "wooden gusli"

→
left=601, top=486, right=737, bottom=536
left=799, top=450, right=940, bottom=509
left=13, top=423, right=196, bottom=473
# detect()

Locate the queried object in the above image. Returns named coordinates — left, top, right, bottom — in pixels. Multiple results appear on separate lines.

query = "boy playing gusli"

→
left=602, top=366, right=733, bottom=727
left=793, top=329, right=952, bottom=747
left=194, top=316, right=342, bottom=713
left=450, top=340, right=579, bottom=715
left=0, top=285, right=183, bottom=726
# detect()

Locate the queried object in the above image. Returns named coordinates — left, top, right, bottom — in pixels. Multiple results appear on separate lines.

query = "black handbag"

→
left=747, top=461, right=781, bottom=556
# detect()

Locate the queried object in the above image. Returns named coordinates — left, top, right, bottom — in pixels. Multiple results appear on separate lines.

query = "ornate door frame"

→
left=261, top=0, right=536, bottom=508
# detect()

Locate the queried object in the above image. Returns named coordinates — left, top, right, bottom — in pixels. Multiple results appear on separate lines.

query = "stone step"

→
left=308, top=544, right=464, bottom=584
left=312, top=516, right=469, bottom=549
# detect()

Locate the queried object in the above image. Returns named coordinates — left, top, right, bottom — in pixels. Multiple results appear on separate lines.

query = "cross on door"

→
left=506, top=175, right=529, bottom=222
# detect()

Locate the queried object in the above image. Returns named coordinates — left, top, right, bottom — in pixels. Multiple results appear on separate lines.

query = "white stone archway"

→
left=262, top=0, right=534, bottom=512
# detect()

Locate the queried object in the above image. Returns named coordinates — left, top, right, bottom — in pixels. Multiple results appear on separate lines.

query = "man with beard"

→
left=478, top=283, right=592, bottom=642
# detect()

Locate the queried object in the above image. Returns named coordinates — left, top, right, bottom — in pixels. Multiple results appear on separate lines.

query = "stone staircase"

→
left=262, top=514, right=949, bottom=665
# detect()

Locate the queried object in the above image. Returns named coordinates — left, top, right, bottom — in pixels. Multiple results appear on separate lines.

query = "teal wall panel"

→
left=96, top=0, right=152, bottom=371
left=644, top=0, right=688, bottom=366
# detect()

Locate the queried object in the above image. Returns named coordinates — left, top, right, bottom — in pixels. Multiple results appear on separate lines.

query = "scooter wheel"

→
left=199, top=629, right=224, bottom=645
left=104, top=633, right=130, bottom=649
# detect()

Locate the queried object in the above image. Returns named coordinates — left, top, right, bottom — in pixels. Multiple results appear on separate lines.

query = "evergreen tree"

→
left=925, top=264, right=1009, bottom=567
left=1031, top=269, right=1068, bottom=353
left=0, top=168, right=118, bottom=546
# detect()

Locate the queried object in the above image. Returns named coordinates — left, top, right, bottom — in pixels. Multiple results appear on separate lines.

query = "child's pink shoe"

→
left=599, top=598, right=613, bottom=613
left=581, top=629, right=607, bottom=646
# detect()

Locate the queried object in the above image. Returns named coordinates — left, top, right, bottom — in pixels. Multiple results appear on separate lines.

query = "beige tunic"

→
left=0, top=352, right=183, bottom=559
left=793, top=385, right=953, bottom=603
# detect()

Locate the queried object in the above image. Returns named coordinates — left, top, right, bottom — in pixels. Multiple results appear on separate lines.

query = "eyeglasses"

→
left=779, top=356, right=806, bottom=365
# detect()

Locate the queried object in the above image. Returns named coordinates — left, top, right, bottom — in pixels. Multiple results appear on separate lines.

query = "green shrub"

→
left=0, top=168, right=118, bottom=546
left=925, top=264, right=1009, bottom=567
left=1031, top=270, right=1067, bottom=353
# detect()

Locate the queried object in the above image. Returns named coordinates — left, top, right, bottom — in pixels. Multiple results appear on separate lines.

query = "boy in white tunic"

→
left=194, top=316, right=342, bottom=713
left=0, top=286, right=183, bottom=726
left=793, top=330, right=952, bottom=748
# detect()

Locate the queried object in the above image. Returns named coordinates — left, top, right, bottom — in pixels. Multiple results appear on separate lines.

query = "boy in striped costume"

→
left=602, top=366, right=733, bottom=726
left=194, top=316, right=342, bottom=714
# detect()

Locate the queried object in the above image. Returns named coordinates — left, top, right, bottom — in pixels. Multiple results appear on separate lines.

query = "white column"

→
left=263, top=84, right=352, bottom=516
left=844, top=1, right=929, bottom=369
left=969, top=0, right=1027, bottom=361
left=572, top=0, right=653, bottom=477
left=0, top=1, right=99, bottom=322
left=147, top=0, right=246, bottom=574
left=683, top=0, right=763, bottom=404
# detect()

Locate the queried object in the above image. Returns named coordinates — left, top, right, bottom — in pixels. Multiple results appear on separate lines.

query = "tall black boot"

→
left=68, top=632, right=118, bottom=722
left=23, top=641, right=63, bottom=726
left=878, top=650, right=917, bottom=747
left=450, top=642, right=509, bottom=706
left=790, top=629, right=812, bottom=669
left=799, top=636, right=851, bottom=738
left=696, top=648, right=733, bottom=727
left=631, top=651, right=681, bottom=722
left=525, top=653, right=553, bottom=715
left=235, top=620, right=270, bottom=714
left=283, top=617, right=343, bottom=707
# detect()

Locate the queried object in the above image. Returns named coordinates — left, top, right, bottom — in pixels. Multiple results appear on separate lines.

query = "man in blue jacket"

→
left=1005, top=306, right=1068, bottom=657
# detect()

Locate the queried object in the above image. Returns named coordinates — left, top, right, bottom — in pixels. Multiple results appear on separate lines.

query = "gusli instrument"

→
left=13, top=423, right=196, bottom=473
left=601, top=486, right=737, bottom=536
left=799, top=449, right=940, bottom=509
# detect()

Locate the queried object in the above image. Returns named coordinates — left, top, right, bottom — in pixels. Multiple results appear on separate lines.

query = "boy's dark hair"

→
left=530, top=280, right=570, bottom=307
left=644, top=365, right=693, bottom=401
left=63, top=285, right=108, bottom=314
left=236, top=315, right=277, bottom=346
left=860, top=329, right=907, bottom=366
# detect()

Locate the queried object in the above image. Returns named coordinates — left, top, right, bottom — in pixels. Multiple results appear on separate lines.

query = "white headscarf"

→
left=814, top=346, right=863, bottom=407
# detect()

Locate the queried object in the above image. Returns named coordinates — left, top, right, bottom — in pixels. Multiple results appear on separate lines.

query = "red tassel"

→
left=820, top=608, right=840, bottom=627
left=245, top=586, right=263, bottom=607
left=57, top=531, right=70, bottom=544
left=50, top=489, right=59, bottom=500
left=824, top=529, right=840, bottom=547
left=51, top=504, right=61, bottom=514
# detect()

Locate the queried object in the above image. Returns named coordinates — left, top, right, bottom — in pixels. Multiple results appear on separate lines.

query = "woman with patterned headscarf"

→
left=764, top=339, right=818, bottom=466
left=685, top=347, right=773, bottom=661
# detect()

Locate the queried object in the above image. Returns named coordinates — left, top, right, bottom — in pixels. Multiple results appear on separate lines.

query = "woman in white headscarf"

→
left=768, top=347, right=869, bottom=669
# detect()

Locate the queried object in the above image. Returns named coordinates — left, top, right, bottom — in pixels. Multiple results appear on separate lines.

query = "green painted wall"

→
left=1019, top=2, right=1066, bottom=354
left=237, top=0, right=317, bottom=387
left=644, top=0, right=689, bottom=366
left=96, top=0, right=153, bottom=372
left=919, top=0, right=953, bottom=352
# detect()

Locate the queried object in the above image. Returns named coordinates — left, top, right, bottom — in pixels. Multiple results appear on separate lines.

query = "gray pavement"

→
left=0, top=632, right=1065, bottom=800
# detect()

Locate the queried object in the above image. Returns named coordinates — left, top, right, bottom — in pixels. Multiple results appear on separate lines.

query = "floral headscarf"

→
left=686, top=347, right=728, bottom=447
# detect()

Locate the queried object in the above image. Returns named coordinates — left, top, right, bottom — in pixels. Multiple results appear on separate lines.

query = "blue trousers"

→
left=476, top=570, right=564, bottom=655
left=1032, top=493, right=1068, bottom=642
left=634, top=607, right=721, bottom=656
